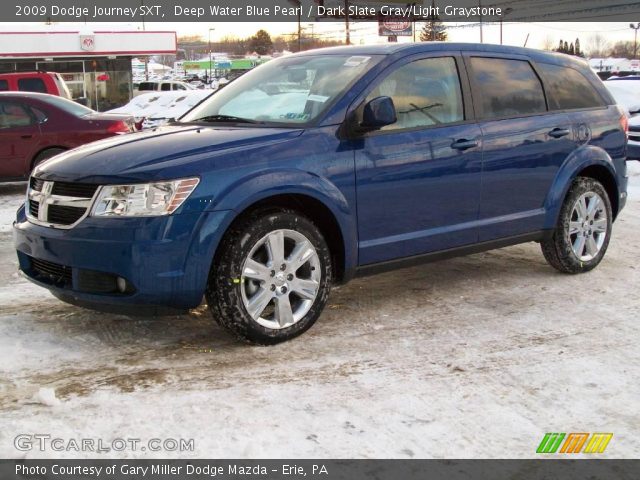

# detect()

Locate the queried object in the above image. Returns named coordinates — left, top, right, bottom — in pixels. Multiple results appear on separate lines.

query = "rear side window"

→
left=0, top=80, right=8, bottom=91
left=138, top=82, right=155, bottom=91
left=161, top=83, right=171, bottom=91
left=538, top=63, right=605, bottom=110
left=0, top=102, right=34, bottom=129
left=470, top=57, right=546, bottom=119
left=18, top=77, right=47, bottom=93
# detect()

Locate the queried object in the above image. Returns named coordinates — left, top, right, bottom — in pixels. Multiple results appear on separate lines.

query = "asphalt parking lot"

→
left=1, top=163, right=639, bottom=458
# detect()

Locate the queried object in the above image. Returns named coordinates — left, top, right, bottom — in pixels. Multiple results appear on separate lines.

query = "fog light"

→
left=116, top=277, right=127, bottom=293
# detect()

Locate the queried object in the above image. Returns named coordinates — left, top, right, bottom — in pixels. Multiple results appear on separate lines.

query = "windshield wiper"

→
left=190, top=114, right=261, bottom=124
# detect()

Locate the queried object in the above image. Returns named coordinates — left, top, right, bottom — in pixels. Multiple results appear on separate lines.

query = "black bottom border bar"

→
left=1, top=459, right=639, bottom=480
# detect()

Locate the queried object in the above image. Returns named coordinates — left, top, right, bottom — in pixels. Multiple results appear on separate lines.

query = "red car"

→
left=0, top=92, right=135, bottom=180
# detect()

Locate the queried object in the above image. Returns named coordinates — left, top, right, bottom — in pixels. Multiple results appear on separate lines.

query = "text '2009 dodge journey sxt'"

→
left=14, top=43, right=629, bottom=344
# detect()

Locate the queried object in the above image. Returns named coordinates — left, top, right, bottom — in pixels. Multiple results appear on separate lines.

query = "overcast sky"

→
left=1, top=22, right=635, bottom=52
left=147, top=21, right=636, bottom=49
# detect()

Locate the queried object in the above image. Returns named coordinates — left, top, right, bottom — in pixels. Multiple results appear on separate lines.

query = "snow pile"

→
left=33, top=387, right=61, bottom=407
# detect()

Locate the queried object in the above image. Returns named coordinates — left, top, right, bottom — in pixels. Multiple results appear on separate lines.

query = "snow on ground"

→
left=1, top=164, right=639, bottom=459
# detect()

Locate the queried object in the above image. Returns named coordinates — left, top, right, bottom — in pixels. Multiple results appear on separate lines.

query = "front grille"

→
left=30, top=177, right=44, bottom=192
left=47, top=205, right=86, bottom=225
left=30, top=256, right=72, bottom=288
left=28, top=177, right=98, bottom=227
left=51, top=181, right=99, bottom=198
left=629, top=125, right=640, bottom=133
left=28, top=200, right=39, bottom=217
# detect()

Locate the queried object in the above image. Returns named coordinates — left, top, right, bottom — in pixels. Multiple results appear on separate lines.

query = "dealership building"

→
left=0, top=27, right=176, bottom=110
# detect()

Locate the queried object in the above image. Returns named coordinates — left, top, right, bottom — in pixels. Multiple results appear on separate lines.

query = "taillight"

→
left=621, top=114, right=629, bottom=134
left=106, top=120, right=131, bottom=134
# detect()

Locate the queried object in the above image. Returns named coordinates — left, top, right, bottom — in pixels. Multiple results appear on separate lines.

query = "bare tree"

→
left=609, top=41, right=635, bottom=58
left=586, top=34, right=610, bottom=57
left=541, top=35, right=555, bottom=51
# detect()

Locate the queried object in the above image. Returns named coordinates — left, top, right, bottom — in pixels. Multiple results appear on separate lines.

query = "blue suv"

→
left=14, top=44, right=628, bottom=344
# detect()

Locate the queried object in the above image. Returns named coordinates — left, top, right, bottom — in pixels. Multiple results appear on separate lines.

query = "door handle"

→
left=21, top=134, right=33, bottom=139
left=451, top=138, right=478, bottom=150
left=548, top=128, right=570, bottom=139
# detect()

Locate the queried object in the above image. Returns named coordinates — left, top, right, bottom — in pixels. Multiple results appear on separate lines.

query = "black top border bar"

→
left=5, top=0, right=640, bottom=23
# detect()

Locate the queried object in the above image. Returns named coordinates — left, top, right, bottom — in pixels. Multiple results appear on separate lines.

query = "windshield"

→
left=180, top=54, right=382, bottom=126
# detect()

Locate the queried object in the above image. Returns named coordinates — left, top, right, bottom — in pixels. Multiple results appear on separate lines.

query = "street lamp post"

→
left=208, top=27, right=215, bottom=84
left=631, top=23, right=640, bottom=60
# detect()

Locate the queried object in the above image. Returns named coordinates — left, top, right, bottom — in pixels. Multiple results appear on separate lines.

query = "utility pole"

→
left=345, top=0, right=350, bottom=45
left=297, top=11, right=302, bottom=51
left=631, top=23, right=640, bottom=59
left=208, top=27, right=215, bottom=82
left=141, top=0, right=148, bottom=81
left=478, top=0, right=483, bottom=43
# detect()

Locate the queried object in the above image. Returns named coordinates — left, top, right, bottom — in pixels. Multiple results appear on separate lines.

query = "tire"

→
left=206, top=209, right=332, bottom=344
left=32, top=148, right=66, bottom=170
left=541, top=176, right=613, bottom=274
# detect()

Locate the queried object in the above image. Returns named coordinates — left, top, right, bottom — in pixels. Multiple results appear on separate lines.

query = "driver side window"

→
left=366, top=57, right=464, bottom=131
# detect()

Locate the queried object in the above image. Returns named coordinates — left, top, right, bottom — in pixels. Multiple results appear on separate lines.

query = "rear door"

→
left=465, top=54, right=576, bottom=241
left=354, top=54, right=483, bottom=265
left=0, top=100, right=41, bottom=177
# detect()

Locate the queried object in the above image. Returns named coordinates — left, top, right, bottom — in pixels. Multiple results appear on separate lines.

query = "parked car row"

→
left=603, top=78, right=640, bottom=160
left=107, top=90, right=212, bottom=129
left=0, top=92, right=135, bottom=180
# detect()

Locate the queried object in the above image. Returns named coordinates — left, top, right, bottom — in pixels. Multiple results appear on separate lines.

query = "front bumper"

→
left=13, top=205, right=232, bottom=314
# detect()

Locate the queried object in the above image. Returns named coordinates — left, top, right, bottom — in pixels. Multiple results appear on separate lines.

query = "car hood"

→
left=34, top=124, right=304, bottom=183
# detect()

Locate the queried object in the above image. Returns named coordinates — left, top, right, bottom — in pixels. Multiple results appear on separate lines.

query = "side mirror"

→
left=361, top=96, right=397, bottom=129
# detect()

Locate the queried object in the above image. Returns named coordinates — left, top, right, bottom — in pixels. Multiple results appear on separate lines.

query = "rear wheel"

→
left=206, top=209, right=332, bottom=344
left=32, top=148, right=66, bottom=170
left=541, top=177, right=612, bottom=273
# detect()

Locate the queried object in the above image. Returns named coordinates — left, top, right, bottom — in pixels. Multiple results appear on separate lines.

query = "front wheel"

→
left=207, top=210, right=332, bottom=344
left=541, top=177, right=613, bottom=273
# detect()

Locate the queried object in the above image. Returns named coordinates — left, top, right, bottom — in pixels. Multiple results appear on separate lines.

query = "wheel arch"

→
left=209, top=171, right=358, bottom=284
left=545, top=146, right=621, bottom=227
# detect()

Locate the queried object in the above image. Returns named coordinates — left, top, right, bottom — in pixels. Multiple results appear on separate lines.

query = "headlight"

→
left=91, top=177, right=199, bottom=217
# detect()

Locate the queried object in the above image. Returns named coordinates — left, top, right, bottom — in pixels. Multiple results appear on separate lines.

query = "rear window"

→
left=18, top=77, right=47, bottom=93
left=470, top=57, right=547, bottom=119
left=538, top=63, right=606, bottom=110
left=0, top=80, right=7, bottom=91
left=40, top=95, right=94, bottom=117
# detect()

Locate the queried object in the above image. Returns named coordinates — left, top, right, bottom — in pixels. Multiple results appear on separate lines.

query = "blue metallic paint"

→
left=13, top=43, right=629, bottom=312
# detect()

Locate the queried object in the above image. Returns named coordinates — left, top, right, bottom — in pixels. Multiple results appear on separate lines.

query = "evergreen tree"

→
left=575, top=38, right=582, bottom=56
left=420, top=9, right=447, bottom=42
left=249, top=29, right=273, bottom=55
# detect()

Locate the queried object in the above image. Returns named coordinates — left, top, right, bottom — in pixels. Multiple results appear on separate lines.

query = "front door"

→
left=354, top=55, right=483, bottom=265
